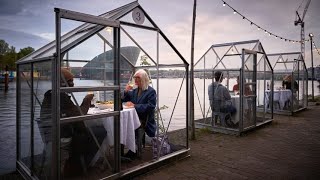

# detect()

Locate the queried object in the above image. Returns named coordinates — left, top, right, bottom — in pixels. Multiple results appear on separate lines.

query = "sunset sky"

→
left=0, top=0, right=319, bottom=67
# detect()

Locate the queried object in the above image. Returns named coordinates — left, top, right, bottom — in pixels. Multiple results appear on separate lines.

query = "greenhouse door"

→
left=240, top=49, right=257, bottom=131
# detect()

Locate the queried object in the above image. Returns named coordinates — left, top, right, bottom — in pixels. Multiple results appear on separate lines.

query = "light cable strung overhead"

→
left=221, top=0, right=310, bottom=44
left=312, top=39, right=320, bottom=56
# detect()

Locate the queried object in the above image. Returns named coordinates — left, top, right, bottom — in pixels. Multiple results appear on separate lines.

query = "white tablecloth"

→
left=87, top=108, right=141, bottom=152
left=265, top=90, right=292, bottom=110
left=231, top=96, right=239, bottom=124
left=231, top=96, right=249, bottom=124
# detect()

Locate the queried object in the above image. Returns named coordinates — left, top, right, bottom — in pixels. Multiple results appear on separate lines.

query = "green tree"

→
left=140, top=55, right=151, bottom=66
left=0, top=39, right=9, bottom=55
left=17, top=46, right=34, bottom=59
left=3, top=46, right=17, bottom=70
left=0, top=39, right=35, bottom=71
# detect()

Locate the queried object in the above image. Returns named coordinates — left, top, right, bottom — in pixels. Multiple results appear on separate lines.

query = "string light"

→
left=221, top=0, right=309, bottom=43
left=312, top=40, right=320, bottom=56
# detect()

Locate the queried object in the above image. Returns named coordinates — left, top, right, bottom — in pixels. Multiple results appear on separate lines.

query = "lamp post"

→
left=309, top=33, right=314, bottom=101
left=190, top=0, right=197, bottom=140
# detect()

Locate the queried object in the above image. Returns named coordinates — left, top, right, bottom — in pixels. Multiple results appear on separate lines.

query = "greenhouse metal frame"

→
left=16, top=2, right=189, bottom=179
left=266, top=52, right=308, bottom=115
left=194, top=40, right=274, bottom=135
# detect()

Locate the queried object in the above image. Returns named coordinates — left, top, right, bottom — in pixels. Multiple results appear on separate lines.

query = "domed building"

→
left=80, top=46, right=140, bottom=81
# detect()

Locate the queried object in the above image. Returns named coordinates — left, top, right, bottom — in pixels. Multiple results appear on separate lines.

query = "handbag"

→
left=152, top=134, right=171, bottom=158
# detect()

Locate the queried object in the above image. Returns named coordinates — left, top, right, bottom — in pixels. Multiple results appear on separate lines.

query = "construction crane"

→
left=294, top=0, right=311, bottom=59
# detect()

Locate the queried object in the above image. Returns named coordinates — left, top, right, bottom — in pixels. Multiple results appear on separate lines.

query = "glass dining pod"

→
left=16, top=2, right=189, bottom=179
left=266, top=52, right=308, bottom=115
left=194, top=40, right=273, bottom=135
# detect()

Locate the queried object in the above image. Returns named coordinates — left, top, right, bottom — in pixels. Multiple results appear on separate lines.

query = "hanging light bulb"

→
left=105, top=27, right=112, bottom=34
left=233, top=10, right=237, bottom=14
left=223, top=1, right=226, bottom=6
left=257, top=27, right=260, bottom=30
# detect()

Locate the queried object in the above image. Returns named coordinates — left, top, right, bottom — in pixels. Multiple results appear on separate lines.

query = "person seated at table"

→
left=282, top=75, right=298, bottom=93
left=122, top=69, right=156, bottom=159
left=40, top=68, right=96, bottom=175
left=232, top=76, right=252, bottom=96
left=282, top=75, right=299, bottom=109
left=208, top=71, right=236, bottom=118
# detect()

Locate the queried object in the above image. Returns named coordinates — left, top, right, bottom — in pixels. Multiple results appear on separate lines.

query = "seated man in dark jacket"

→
left=208, top=71, right=236, bottom=114
left=40, top=68, right=94, bottom=175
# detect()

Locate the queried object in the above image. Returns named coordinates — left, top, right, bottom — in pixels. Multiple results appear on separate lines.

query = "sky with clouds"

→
left=0, top=0, right=319, bottom=67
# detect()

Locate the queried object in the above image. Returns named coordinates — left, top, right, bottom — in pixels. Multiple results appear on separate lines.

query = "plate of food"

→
left=122, top=102, right=135, bottom=109
left=96, top=100, right=114, bottom=110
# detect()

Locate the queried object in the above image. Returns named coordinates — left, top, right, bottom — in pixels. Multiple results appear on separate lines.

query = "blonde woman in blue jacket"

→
left=122, top=69, right=156, bottom=159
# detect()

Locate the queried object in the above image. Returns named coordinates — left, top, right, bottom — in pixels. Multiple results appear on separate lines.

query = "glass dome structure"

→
left=193, top=40, right=274, bottom=135
left=266, top=52, right=308, bottom=115
left=16, top=2, right=189, bottom=179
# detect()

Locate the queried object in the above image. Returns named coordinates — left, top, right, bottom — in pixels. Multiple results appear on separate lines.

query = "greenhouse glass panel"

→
left=194, top=40, right=273, bottom=135
left=16, top=1, right=189, bottom=179
left=267, top=52, right=307, bottom=115
left=32, top=61, right=53, bottom=179
left=17, top=64, right=32, bottom=169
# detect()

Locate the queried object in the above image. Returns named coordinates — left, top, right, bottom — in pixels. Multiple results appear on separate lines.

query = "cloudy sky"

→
left=0, top=0, right=319, bottom=67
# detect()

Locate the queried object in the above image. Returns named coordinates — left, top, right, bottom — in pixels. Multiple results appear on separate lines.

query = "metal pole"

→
left=113, top=27, right=121, bottom=172
left=54, top=8, right=61, bottom=179
left=309, top=35, right=314, bottom=101
left=190, top=0, right=196, bottom=140
left=4, top=65, right=9, bottom=91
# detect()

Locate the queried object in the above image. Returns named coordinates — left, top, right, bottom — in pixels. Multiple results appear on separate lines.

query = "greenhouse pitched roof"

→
left=194, top=39, right=271, bottom=71
left=17, top=1, right=140, bottom=64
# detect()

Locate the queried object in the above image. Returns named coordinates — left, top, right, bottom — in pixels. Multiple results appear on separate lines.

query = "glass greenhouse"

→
left=194, top=40, right=273, bottom=135
left=16, top=2, right=189, bottom=179
left=267, top=52, right=308, bottom=115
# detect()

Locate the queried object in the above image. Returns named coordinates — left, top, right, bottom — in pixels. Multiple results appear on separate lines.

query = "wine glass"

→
left=87, top=91, right=97, bottom=107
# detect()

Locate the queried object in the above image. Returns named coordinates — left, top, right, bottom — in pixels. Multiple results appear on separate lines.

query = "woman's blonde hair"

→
left=134, top=69, right=150, bottom=91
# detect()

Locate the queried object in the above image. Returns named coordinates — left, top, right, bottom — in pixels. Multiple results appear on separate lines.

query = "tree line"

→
left=0, top=39, right=34, bottom=71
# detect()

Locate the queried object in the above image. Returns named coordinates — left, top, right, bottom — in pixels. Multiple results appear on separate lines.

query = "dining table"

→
left=86, top=107, right=141, bottom=166
left=230, top=95, right=249, bottom=124
left=265, top=89, right=292, bottom=110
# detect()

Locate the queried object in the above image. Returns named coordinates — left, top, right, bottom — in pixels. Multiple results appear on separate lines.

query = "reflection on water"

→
left=0, top=79, right=319, bottom=174
left=0, top=83, right=17, bottom=174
